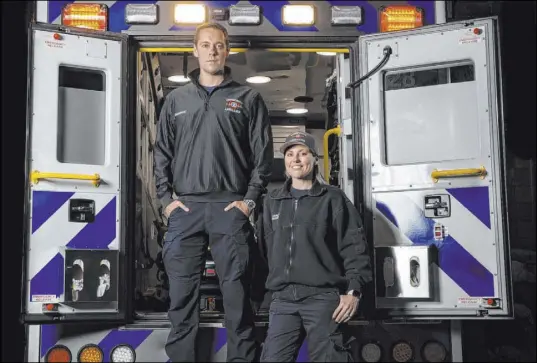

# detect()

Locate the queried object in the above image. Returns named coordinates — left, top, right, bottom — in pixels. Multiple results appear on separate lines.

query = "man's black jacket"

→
left=154, top=67, right=273, bottom=208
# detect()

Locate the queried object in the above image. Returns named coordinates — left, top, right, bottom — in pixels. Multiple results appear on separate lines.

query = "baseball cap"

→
left=280, top=132, right=317, bottom=156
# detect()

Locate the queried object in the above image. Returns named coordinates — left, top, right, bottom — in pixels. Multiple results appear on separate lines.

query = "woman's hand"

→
left=332, top=295, right=359, bottom=323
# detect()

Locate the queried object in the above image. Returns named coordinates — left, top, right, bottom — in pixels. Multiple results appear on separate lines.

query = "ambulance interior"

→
left=134, top=49, right=350, bottom=319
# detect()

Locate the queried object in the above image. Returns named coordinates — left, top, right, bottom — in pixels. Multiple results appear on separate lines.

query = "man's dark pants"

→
left=260, top=285, right=354, bottom=362
left=162, top=201, right=257, bottom=362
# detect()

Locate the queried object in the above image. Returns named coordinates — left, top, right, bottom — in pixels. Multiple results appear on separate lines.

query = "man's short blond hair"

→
left=194, top=23, right=230, bottom=50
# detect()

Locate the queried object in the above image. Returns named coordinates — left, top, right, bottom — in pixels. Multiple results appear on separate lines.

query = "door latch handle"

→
left=431, top=166, right=487, bottom=183
left=31, top=170, right=101, bottom=187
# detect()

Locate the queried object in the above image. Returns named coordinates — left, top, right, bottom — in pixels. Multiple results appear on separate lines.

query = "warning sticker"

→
left=459, top=36, right=484, bottom=45
left=45, top=40, right=65, bottom=49
left=457, top=297, right=482, bottom=305
left=31, top=294, right=59, bottom=303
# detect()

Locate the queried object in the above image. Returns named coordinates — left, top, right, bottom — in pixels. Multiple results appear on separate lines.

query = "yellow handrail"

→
left=31, top=170, right=101, bottom=187
left=323, top=126, right=342, bottom=182
left=138, top=47, right=349, bottom=53
left=431, top=166, right=487, bottom=183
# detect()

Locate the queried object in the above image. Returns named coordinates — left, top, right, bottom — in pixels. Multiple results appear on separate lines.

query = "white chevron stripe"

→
left=214, top=343, right=228, bottom=362
left=29, top=192, right=116, bottom=280
left=133, top=330, right=170, bottom=362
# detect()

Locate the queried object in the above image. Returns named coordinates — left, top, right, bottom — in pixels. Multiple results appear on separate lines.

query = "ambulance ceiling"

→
left=157, top=50, right=337, bottom=120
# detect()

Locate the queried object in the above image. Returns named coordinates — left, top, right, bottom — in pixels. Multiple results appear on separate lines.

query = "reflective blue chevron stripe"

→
left=375, top=187, right=495, bottom=297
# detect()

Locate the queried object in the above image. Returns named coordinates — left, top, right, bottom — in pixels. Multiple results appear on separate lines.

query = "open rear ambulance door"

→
left=22, top=23, right=135, bottom=324
left=352, top=17, right=513, bottom=319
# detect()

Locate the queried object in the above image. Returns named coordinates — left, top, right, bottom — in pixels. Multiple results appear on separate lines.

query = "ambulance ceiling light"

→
left=282, top=5, right=315, bottom=26
left=317, top=52, right=337, bottom=56
left=246, top=76, right=271, bottom=84
left=331, top=6, right=363, bottom=25
left=125, top=4, right=158, bottom=24
left=168, top=75, right=190, bottom=83
left=229, top=5, right=261, bottom=25
left=174, top=4, right=207, bottom=25
left=286, top=108, right=308, bottom=115
left=294, top=96, right=313, bottom=103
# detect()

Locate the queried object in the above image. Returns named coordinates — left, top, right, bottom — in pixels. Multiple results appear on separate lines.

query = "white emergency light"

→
left=331, top=6, right=363, bottom=25
left=421, top=341, right=447, bottom=362
left=360, top=343, right=382, bottom=362
left=174, top=4, right=207, bottom=25
left=282, top=5, right=315, bottom=26
left=125, top=4, right=158, bottom=24
left=110, top=344, right=136, bottom=363
left=229, top=5, right=261, bottom=25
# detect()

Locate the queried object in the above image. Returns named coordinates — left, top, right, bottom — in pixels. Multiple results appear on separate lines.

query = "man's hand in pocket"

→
left=165, top=200, right=189, bottom=218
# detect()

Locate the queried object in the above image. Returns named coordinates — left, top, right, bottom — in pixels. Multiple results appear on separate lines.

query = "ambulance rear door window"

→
left=57, top=66, right=106, bottom=166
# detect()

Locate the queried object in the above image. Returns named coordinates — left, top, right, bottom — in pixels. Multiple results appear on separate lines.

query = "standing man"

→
left=154, top=23, right=273, bottom=362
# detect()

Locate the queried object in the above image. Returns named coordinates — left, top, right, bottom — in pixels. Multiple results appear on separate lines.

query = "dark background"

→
left=2, top=1, right=535, bottom=361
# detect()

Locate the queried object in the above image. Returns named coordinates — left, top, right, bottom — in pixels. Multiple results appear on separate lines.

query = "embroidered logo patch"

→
left=225, top=98, right=243, bottom=114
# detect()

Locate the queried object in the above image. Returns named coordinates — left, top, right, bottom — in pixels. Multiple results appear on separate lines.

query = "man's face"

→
left=193, top=27, right=228, bottom=75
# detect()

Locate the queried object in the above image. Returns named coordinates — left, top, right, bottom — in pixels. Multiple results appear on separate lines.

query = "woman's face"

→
left=284, top=144, right=315, bottom=180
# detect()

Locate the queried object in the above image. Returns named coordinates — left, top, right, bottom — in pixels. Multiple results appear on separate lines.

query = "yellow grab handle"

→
left=323, top=126, right=342, bottom=182
left=31, top=170, right=101, bottom=187
left=431, top=166, right=487, bottom=183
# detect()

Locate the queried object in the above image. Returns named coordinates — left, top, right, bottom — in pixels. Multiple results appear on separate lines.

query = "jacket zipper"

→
left=286, top=198, right=299, bottom=280
left=203, top=90, right=211, bottom=110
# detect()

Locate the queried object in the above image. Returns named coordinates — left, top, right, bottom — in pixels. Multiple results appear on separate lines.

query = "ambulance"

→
left=22, top=1, right=513, bottom=362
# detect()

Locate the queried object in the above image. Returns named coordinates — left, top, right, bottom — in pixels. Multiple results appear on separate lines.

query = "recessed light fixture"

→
left=294, top=95, right=314, bottom=103
left=229, top=51, right=239, bottom=55
left=246, top=76, right=271, bottom=84
left=168, top=75, right=190, bottom=83
left=286, top=108, right=308, bottom=114
left=317, top=51, right=337, bottom=56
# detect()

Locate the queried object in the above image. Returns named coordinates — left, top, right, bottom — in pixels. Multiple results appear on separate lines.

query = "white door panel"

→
left=353, top=18, right=512, bottom=318
left=30, top=29, right=122, bottom=193
left=24, top=24, right=128, bottom=324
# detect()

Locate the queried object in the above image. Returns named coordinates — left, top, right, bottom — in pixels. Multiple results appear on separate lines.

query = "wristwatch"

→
left=243, top=199, right=256, bottom=213
left=347, top=290, right=361, bottom=298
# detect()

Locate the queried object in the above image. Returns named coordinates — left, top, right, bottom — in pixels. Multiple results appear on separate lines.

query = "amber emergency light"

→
left=61, top=3, right=108, bottom=31
left=380, top=5, right=423, bottom=33
left=45, top=345, right=72, bottom=363
left=78, top=344, right=104, bottom=362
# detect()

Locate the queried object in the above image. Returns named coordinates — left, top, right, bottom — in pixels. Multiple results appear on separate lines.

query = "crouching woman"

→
left=257, top=132, right=373, bottom=362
